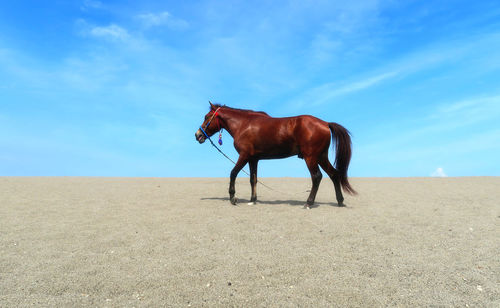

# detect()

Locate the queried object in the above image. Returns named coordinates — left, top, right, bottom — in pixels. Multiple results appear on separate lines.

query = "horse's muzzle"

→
left=195, top=129, right=206, bottom=144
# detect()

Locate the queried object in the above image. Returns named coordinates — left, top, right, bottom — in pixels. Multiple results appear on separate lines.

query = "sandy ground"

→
left=0, top=177, right=499, bottom=307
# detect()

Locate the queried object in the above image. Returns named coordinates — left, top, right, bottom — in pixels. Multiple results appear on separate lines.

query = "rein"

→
left=199, top=107, right=223, bottom=145
left=199, top=108, right=249, bottom=176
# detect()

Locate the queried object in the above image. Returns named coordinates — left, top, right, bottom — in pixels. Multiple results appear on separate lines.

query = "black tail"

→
left=329, top=123, right=356, bottom=195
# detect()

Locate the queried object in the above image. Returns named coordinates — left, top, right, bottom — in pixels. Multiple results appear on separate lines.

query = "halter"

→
left=199, top=107, right=223, bottom=145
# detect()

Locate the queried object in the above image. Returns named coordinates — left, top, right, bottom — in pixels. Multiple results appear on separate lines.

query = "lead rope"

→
left=200, top=127, right=308, bottom=197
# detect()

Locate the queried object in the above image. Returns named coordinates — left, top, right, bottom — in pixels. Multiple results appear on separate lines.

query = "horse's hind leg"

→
left=304, top=156, right=322, bottom=208
left=319, top=154, right=344, bottom=206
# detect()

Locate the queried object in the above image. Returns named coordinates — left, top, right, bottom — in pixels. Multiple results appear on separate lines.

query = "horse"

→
left=195, top=102, right=356, bottom=208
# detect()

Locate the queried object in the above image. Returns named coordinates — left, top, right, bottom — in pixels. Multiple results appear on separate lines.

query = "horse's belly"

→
left=254, top=142, right=299, bottom=159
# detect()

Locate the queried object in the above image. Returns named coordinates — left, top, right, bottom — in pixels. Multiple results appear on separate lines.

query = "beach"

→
left=1, top=177, right=498, bottom=307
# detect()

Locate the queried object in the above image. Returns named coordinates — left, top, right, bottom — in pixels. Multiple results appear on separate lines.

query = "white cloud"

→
left=89, top=24, right=130, bottom=41
left=291, top=31, right=500, bottom=109
left=292, top=71, right=399, bottom=108
left=81, top=0, right=102, bottom=10
left=431, top=167, right=448, bottom=177
left=325, top=71, right=399, bottom=98
left=418, top=95, right=500, bottom=135
left=137, top=11, right=188, bottom=30
left=436, top=95, right=500, bottom=117
left=292, top=40, right=469, bottom=108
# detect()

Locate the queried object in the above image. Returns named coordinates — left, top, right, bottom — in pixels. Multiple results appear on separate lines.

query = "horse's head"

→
left=195, top=102, right=222, bottom=144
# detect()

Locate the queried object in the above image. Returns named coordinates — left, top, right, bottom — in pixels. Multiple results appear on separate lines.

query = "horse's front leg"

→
left=229, top=155, right=249, bottom=205
left=248, top=159, right=259, bottom=205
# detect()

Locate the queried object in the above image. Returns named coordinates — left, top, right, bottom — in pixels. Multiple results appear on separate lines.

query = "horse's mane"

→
left=211, top=104, right=270, bottom=117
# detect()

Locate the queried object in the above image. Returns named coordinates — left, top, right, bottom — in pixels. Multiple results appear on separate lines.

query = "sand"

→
left=0, top=177, right=499, bottom=307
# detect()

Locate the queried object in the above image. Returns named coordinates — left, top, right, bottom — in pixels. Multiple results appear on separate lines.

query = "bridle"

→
left=199, top=107, right=223, bottom=145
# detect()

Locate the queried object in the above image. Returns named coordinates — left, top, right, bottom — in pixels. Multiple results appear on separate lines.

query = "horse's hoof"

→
left=247, top=202, right=256, bottom=205
left=230, top=198, right=238, bottom=205
left=303, top=205, right=311, bottom=209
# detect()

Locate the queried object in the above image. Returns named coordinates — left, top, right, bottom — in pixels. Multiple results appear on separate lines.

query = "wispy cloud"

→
left=81, top=0, right=102, bottom=11
left=290, top=44, right=452, bottom=108
left=318, top=71, right=398, bottom=102
left=89, top=24, right=130, bottom=41
left=435, top=95, right=500, bottom=116
left=355, top=91, right=500, bottom=176
left=360, top=93, right=500, bottom=149
left=137, top=11, right=188, bottom=30
left=291, top=71, right=399, bottom=108
left=425, top=95, right=500, bottom=132
left=291, top=31, right=500, bottom=109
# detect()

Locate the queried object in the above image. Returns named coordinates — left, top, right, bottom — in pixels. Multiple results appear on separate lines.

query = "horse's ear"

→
left=209, top=101, right=215, bottom=110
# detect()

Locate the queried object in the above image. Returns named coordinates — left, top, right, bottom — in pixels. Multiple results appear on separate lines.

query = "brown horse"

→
left=195, top=102, right=355, bottom=208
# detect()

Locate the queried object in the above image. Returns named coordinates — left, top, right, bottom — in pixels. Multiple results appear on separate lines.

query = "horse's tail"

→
left=328, top=122, right=356, bottom=195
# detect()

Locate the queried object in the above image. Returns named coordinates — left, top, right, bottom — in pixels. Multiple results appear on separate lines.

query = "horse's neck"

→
left=220, top=109, right=248, bottom=137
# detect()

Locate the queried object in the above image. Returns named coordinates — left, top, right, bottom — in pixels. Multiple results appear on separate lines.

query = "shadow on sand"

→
left=200, top=197, right=347, bottom=208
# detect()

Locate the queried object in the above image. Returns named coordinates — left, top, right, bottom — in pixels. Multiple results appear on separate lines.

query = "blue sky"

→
left=1, top=0, right=499, bottom=177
